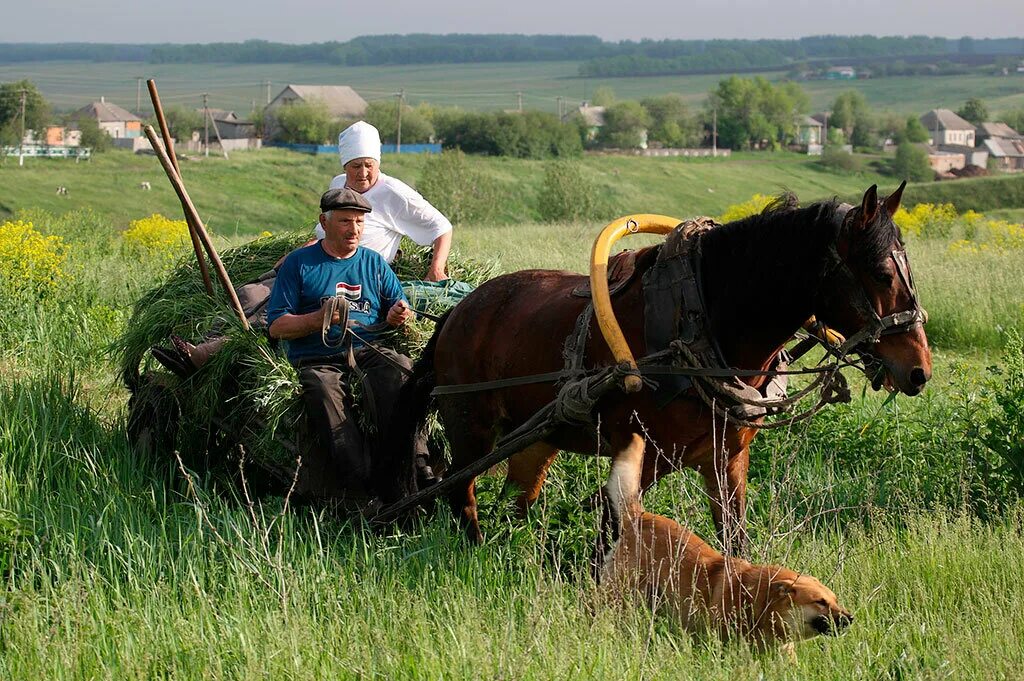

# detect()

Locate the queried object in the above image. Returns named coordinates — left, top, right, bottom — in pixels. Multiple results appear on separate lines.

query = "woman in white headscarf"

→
left=314, top=121, right=453, bottom=282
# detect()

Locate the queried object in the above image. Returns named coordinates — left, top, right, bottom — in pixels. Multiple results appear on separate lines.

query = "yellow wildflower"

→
left=0, top=219, right=67, bottom=298
left=718, top=194, right=775, bottom=224
left=123, top=214, right=190, bottom=263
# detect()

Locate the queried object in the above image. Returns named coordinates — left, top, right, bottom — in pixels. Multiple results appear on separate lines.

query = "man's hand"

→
left=387, top=299, right=415, bottom=326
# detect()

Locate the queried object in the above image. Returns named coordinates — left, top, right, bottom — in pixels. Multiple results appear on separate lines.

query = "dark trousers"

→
left=297, top=346, right=415, bottom=494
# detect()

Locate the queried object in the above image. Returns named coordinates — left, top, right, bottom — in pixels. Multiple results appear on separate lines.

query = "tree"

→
left=831, top=90, right=873, bottom=147
left=903, top=116, right=931, bottom=143
left=706, top=76, right=808, bottom=150
left=891, top=143, right=933, bottom=182
left=270, top=100, right=332, bottom=143
left=0, top=80, right=50, bottom=142
left=590, top=86, right=616, bottom=107
left=364, top=100, right=435, bottom=144
left=642, top=94, right=701, bottom=147
left=75, top=117, right=110, bottom=152
left=152, top=106, right=203, bottom=142
left=956, top=97, right=989, bottom=126
left=598, top=100, right=650, bottom=149
left=998, top=108, right=1024, bottom=133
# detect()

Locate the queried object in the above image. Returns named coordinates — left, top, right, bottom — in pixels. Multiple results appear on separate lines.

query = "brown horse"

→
left=382, top=184, right=931, bottom=551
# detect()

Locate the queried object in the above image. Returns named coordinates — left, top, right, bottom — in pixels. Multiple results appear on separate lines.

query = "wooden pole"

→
left=144, top=125, right=249, bottom=331
left=147, top=79, right=215, bottom=297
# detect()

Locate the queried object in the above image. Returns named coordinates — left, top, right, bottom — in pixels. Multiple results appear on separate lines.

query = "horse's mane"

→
left=702, top=192, right=899, bottom=286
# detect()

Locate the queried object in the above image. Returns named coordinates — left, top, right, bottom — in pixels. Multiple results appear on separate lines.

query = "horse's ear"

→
left=883, top=180, right=907, bottom=216
left=854, top=185, right=879, bottom=230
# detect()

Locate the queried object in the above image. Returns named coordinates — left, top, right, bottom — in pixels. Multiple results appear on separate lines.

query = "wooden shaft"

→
left=147, top=79, right=215, bottom=298
left=144, top=125, right=249, bottom=331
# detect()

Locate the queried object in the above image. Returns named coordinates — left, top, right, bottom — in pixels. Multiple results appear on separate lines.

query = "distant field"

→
left=0, top=147, right=970, bottom=234
left=3, top=60, right=1024, bottom=117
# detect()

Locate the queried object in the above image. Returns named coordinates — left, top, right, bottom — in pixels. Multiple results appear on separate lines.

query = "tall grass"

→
left=1, top=205, right=1023, bottom=678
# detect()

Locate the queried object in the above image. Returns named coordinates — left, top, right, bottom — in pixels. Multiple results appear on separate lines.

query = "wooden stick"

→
left=144, top=125, right=249, bottom=331
left=146, top=79, right=215, bottom=298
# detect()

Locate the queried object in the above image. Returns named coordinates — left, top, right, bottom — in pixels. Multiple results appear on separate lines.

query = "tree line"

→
left=1, top=35, right=1020, bottom=69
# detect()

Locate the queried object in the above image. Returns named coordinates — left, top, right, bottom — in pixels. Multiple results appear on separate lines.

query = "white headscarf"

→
left=338, top=121, right=381, bottom=167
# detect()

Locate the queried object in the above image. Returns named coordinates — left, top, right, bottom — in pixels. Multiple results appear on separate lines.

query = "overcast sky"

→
left=3, top=0, right=1022, bottom=43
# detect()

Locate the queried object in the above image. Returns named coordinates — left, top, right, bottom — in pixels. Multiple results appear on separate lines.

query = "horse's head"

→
left=817, top=183, right=931, bottom=396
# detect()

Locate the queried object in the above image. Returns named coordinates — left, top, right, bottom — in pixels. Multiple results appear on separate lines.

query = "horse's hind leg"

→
left=503, top=441, right=559, bottom=517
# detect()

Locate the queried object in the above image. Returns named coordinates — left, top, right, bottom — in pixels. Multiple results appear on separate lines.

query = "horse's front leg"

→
left=700, top=445, right=750, bottom=556
left=503, top=441, right=560, bottom=517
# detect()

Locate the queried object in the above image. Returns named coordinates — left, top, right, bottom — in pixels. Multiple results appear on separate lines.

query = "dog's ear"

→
left=772, top=582, right=794, bottom=598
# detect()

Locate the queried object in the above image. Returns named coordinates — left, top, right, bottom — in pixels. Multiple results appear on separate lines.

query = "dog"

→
left=598, top=433, right=853, bottom=647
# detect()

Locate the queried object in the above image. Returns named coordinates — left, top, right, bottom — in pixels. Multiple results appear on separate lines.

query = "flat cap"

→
left=320, top=187, right=372, bottom=213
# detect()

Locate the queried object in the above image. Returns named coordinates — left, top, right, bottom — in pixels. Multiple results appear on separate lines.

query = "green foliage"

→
left=415, top=149, right=502, bottom=225
left=364, top=100, right=435, bottom=144
left=589, top=85, right=616, bottom=107
left=154, top=105, right=204, bottom=142
left=891, top=143, right=933, bottom=182
left=641, top=94, right=702, bottom=148
left=831, top=90, right=875, bottom=147
left=74, top=116, right=110, bottom=152
left=435, top=110, right=581, bottom=159
left=957, top=97, right=990, bottom=126
left=997, top=108, right=1024, bottom=132
left=902, top=115, right=931, bottom=143
left=982, top=331, right=1024, bottom=493
left=707, top=76, right=809, bottom=150
left=270, top=100, right=333, bottom=143
left=819, top=146, right=861, bottom=172
left=597, top=100, right=650, bottom=149
left=536, top=160, right=606, bottom=223
left=0, top=79, right=50, bottom=137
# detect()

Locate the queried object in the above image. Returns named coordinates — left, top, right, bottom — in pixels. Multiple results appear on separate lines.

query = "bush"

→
left=819, top=146, right=861, bottom=173
left=0, top=219, right=67, bottom=298
left=536, top=161, right=606, bottom=223
left=271, top=100, right=333, bottom=144
left=364, top=101, right=435, bottom=144
left=122, top=213, right=191, bottom=263
left=717, top=193, right=774, bottom=223
left=415, top=150, right=501, bottom=225
left=982, top=330, right=1024, bottom=495
left=893, top=203, right=958, bottom=238
left=891, top=143, right=933, bottom=182
left=75, top=117, right=110, bottom=153
left=434, top=110, right=581, bottom=159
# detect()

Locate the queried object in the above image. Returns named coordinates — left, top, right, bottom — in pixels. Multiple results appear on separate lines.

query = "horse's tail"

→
left=373, top=309, right=451, bottom=503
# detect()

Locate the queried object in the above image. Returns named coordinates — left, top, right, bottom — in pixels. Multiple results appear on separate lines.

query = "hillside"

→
left=4, top=148, right=1021, bottom=236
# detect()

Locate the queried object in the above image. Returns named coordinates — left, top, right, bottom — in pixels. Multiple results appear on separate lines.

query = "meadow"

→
left=3, top=59, right=1024, bottom=117
left=4, top=147, right=1024, bottom=231
left=2, top=153, right=1024, bottom=678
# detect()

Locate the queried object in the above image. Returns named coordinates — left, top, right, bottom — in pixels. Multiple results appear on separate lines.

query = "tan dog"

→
left=598, top=434, right=853, bottom=646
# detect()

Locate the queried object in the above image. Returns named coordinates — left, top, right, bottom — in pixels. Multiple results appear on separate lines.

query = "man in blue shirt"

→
left=266, top=188, right=415, bottom=497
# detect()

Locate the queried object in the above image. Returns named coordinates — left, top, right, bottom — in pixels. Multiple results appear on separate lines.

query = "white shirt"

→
left=314, top=172, right=453, bottom=263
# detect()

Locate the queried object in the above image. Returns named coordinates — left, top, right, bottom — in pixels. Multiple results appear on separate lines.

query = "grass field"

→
left=2, top=158, right=1024, bottom=677
left=4, top=147, right=1023, bottom=235
left=3, top=59, right=1024, bottom=117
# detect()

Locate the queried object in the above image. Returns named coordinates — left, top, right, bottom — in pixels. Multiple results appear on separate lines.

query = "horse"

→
left=382, top=184, right=931, bottom=552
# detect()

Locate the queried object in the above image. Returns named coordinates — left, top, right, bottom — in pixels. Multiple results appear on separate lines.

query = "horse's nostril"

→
left=910, top=367, right=928, bottom=387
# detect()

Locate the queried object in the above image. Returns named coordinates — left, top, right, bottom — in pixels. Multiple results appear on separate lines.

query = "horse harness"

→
left=370, top=212, right=927, bottom=523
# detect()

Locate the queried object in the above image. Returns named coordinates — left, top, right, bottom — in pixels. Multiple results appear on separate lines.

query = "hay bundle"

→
left=115, top=233, right=497, bottom=487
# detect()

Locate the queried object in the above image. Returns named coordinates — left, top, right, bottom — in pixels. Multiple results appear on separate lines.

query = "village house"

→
left=920, top=109, right=988, bottom=170
left=796, top=115, right=824, bottom=152
left=70, top=98, right=142, bottom=139
left=977, top=121, right=1024, bottom=172
left=266, top=85, right=368, bottom=120
left=571, top=104, right=606, bottom=142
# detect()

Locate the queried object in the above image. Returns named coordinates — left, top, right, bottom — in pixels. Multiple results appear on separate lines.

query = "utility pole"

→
left=136, top=76, right=143, bottom=115
left=202, top=93, right=210, bottom=158
left=18, top=88, right=26, bottom=166
left=823, top=111, right=829, bottom=145
left=712, top=107, right=717, bottom=157
left=556, top=96, right=563, bottom=119
left=516, top=91, right=523, bottom=112
left=395, top=89, right=404, bottom=154
left=264, top=80, right=271, bottom=105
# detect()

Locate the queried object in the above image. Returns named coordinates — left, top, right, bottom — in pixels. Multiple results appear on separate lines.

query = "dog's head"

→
left=747, top=566, right=853, bottom=643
